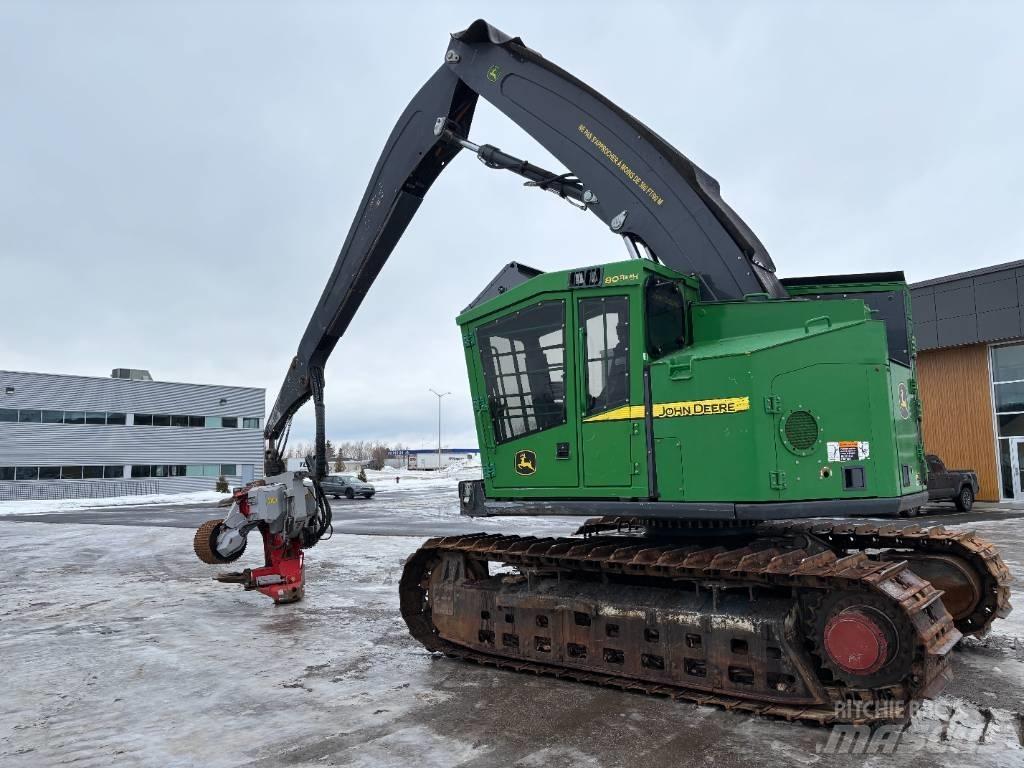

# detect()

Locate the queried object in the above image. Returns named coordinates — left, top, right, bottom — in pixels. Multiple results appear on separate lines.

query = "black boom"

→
left=265, top=19, right=784, bottom=474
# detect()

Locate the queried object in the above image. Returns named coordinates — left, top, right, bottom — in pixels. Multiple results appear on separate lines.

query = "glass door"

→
left=1009, top=438, right=1024, bottom=500
left=577, top=294, right=636, bottom=490
left=475, top=297, right=580, bottom=489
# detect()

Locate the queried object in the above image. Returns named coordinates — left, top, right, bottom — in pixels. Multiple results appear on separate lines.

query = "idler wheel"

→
left=879, top=553, right=983, bottom=624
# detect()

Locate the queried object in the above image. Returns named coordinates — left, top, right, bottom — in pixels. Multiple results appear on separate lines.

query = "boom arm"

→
left=265, top=19, right=784, bottom=475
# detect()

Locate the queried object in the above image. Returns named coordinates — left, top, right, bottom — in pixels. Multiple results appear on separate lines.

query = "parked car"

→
left=925, top=454, right=978, bottom=512
left=321, top=474, right=376, bottom=500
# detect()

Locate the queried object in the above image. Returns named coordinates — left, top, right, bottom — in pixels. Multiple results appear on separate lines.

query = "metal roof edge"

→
left=0, top=369, right=265, bottom=394
left=910, top=259, right=1024, bottom=289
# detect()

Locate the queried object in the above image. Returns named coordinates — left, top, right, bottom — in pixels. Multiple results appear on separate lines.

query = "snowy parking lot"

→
left=2, top=472, right=1023, bottom=767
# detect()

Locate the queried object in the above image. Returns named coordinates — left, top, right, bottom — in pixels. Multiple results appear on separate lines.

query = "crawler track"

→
left=577, top=517, right=1013, bottom=636
left=400, top=532, right=962, bottom=725
left=768, top=521, right=1013, bottom=636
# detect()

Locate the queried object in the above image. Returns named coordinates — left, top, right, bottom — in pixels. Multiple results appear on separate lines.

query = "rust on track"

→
left=400, top=530, right=963, bottom=725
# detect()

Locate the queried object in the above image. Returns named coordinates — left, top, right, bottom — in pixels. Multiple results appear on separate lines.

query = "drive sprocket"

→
left=803, top=589, right=915, bottom=690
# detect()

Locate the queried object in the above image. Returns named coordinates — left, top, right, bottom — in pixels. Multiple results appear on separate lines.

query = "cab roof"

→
left=457, top=259, right=697, bottom=325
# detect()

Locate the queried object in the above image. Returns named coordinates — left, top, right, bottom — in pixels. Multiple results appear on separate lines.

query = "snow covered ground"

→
left=1, top=476, right=1023, bottom=767
left=0, top=468, right=582, bottom=538
left=0, top=465, right=472, bottom=518
left=2, top=518, right=1022, bottom=768
left=0, top=490, right=229, bottom=517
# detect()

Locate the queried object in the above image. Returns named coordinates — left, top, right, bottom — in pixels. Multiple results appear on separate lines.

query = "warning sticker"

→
left=827, top=441, right=870, bottom=462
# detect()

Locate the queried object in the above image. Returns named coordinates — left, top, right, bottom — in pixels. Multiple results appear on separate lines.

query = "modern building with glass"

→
left=0, top=368, right=265, bottom=499
left=911, top=260, right=1024, bottom=501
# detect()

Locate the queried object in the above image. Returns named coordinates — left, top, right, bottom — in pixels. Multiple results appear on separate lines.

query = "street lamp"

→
left=428, top=388, right=451, bottom=471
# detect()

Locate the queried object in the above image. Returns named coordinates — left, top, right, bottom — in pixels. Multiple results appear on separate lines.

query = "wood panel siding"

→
left=916, top=344, right=999, bottom=500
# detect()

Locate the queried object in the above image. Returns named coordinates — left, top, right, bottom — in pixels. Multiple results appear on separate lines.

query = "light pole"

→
left=428, top=388, right=450, bottom=471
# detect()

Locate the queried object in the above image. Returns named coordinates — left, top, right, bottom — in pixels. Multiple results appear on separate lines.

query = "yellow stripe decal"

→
left=583, top=396, right=750, bottom=423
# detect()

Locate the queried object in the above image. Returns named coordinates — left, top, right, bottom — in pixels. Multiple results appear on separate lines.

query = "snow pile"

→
left=363, top=460, right=482, bottom=488
left=0, top=489, right=228, bottom=516
left=439, top=456, right=482, bottom=476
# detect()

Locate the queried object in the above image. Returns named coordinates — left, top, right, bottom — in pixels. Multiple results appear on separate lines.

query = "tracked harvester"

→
left=192, top=20, right=1011, bottom=723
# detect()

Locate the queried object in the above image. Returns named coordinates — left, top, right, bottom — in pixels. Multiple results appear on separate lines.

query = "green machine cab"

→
left=458, top=260, right=926, bottom=520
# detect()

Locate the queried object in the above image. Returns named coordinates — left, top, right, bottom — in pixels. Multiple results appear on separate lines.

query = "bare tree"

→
left=282, top=439, right=398, bottom=472
left=367, top=442, right=390, bottom=471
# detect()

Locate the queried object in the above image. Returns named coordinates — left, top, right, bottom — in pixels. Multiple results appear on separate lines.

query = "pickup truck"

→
left=926, top=454, right=979, bottom=512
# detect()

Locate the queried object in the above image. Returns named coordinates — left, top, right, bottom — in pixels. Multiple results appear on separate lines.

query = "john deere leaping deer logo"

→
left=897, top=382, right=911, bottom=420
left=515, top=450, right=537, bottom=476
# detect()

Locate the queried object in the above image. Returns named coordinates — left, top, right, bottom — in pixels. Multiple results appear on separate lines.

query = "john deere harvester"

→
left=192, top=20, right=1011, bottom=724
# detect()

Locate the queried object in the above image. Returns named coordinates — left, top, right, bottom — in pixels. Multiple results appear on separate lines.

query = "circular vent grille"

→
left=784, top=410, right=819, bottom=452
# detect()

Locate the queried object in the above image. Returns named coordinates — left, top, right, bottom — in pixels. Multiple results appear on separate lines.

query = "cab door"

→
left=577, top=295, right=637, bottom=490
left=475, top=296, right=580, bottom=490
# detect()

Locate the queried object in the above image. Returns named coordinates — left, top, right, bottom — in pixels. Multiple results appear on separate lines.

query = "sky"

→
left=2, top=1, right=1022, bottom=449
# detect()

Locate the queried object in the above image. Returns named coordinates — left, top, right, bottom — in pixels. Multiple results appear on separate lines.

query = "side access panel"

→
left=889, top=364, right=926, bottom=493
left=654, top=437, right=684, bottom=498
left=771, top=363, right=892, bottom=501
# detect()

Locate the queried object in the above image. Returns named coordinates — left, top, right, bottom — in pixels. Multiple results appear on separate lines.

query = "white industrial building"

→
left=0, top=368, right=265, bottom=500
left=397, top=448, right=480, bottom=471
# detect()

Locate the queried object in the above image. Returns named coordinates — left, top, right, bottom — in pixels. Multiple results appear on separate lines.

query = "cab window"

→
left=645, top=279, right=686, bottom=358
left=477, top=300, right=566, bottom=444
left=580, top=296, right=630, bottom=416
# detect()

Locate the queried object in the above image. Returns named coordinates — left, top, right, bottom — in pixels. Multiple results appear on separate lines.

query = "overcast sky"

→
left=2, top=1, right=1022, bottom=449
